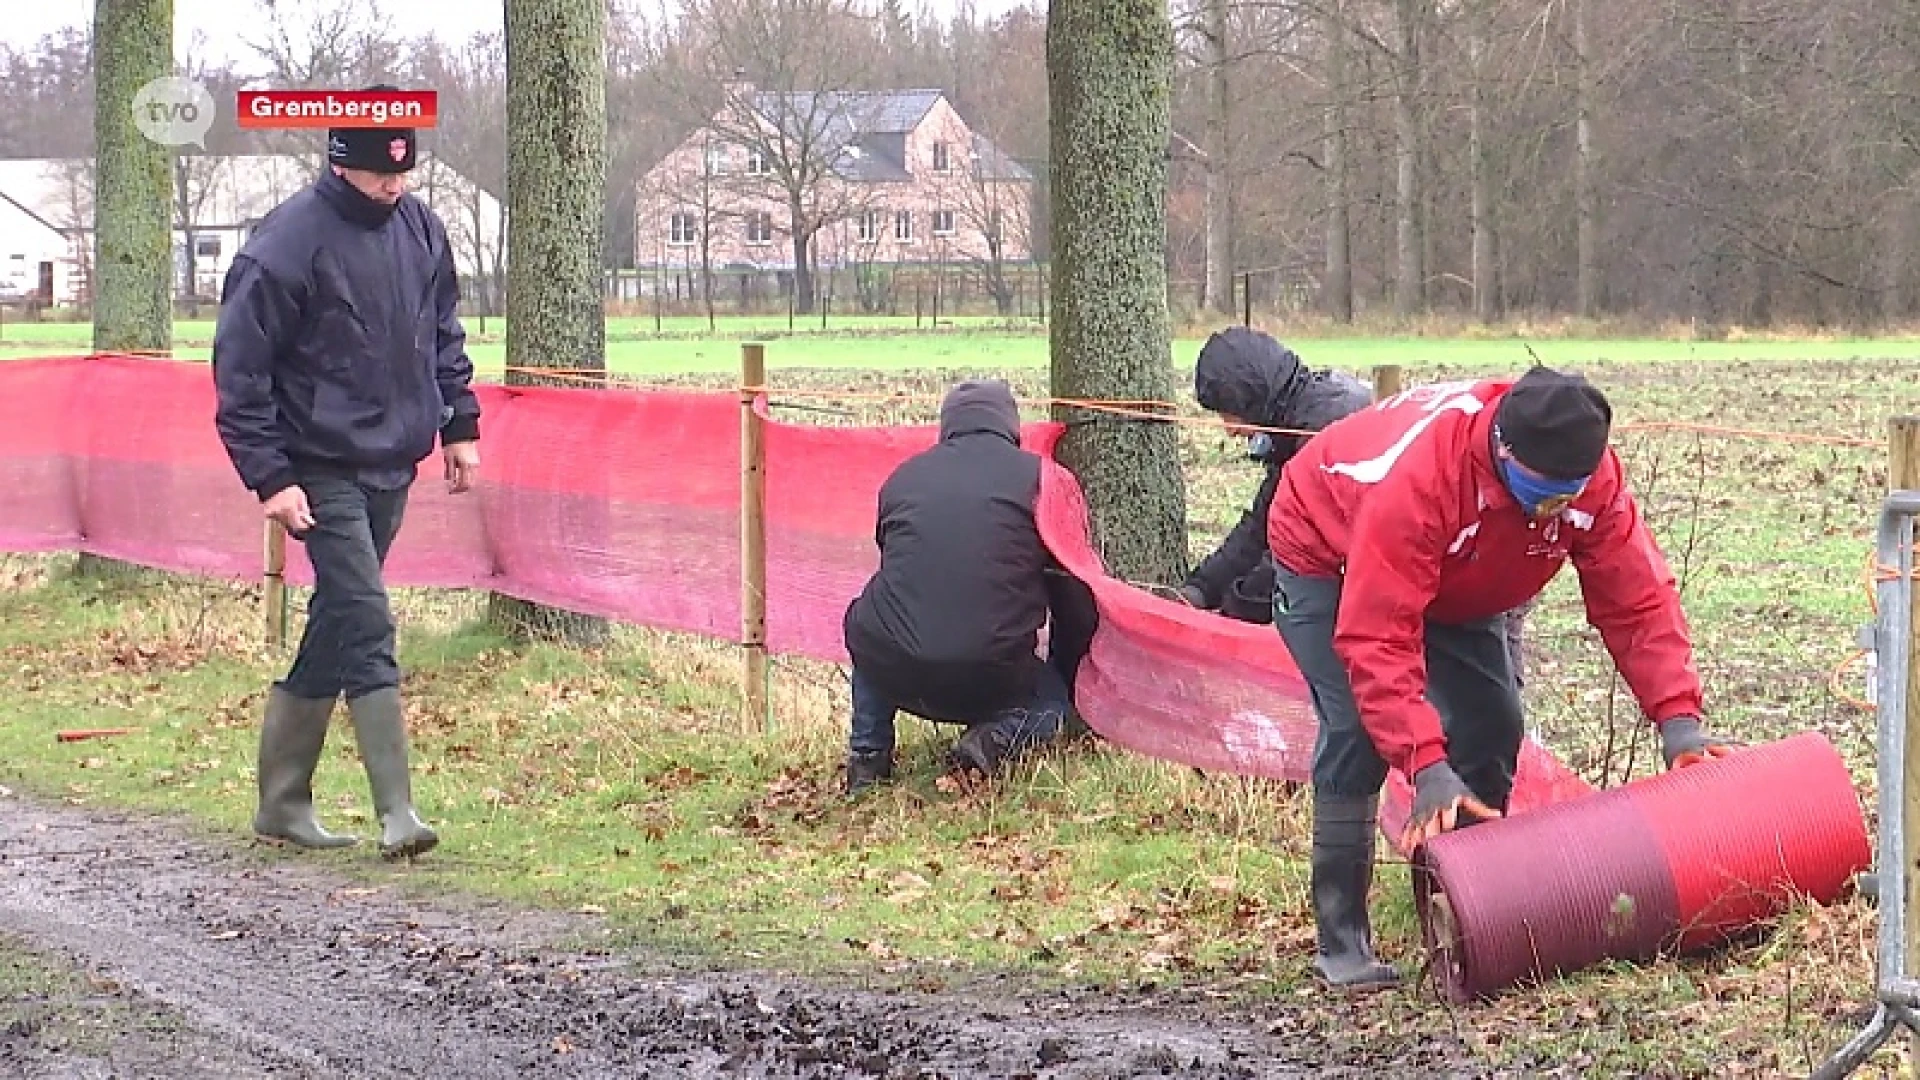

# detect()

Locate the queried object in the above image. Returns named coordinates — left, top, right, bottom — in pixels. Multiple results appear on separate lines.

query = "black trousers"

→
left=277, top=475, right=410, bottom=703
left=1271, top=565, right=1527, bottom=808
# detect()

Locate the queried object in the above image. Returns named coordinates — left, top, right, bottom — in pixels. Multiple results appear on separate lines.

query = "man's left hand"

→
left=1660, top=715, right=1736, bottom=769
left=444, top=441, right=480, bottom=495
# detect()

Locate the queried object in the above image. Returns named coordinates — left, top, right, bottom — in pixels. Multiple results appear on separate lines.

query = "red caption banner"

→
left=236, top=90, right=439, bottom=129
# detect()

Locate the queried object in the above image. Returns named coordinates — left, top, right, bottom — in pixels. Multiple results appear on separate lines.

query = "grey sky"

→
left=6, top=0, right=1028, bottom=73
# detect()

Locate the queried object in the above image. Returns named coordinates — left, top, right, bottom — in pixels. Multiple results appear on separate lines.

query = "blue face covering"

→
left=1499, top=458, right=1588, bottom=518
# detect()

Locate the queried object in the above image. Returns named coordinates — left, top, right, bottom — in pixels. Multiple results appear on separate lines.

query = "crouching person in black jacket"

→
left=1179, top=328, right=1374, bottom=624
left=841, top=379, right=1092, bottom=796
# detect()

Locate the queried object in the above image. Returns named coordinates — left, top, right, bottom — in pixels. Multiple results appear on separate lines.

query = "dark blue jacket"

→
left=212, top=169, right=481, bottom=500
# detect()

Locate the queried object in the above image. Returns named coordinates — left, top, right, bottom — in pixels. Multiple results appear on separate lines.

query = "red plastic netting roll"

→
left=1411, top=730, right=1870, bottom=1002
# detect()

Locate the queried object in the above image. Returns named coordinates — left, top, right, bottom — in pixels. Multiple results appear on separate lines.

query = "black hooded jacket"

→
left=843, top=380, right=1056, bottom=719
left=212, top=169, right=482, bottom=502
left=1186, top=328, right=1373, bottom=610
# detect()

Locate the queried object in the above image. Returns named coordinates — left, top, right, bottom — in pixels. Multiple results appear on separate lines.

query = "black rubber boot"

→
left=1310, top=793, right=1401, bottom=990
left=252, top=688, right=358, bottom=849
left=948, top=723, right=1012, bottom=778
left=846, top=751, right=893, bottom=797
left=346, top=689, right=439, bottom=860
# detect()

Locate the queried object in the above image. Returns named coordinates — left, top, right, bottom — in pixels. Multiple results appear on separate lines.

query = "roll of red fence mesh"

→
left=1411, top=730, right=1870, bottom=1003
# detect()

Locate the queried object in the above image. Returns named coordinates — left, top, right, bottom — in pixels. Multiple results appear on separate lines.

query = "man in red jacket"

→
left=1266, top=366, right=1734, bottom=989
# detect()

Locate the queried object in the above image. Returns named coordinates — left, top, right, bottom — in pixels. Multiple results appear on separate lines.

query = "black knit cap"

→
left=1495, top=366, right=1613, bottom=479
left=326, top=83, right=417, bottom=174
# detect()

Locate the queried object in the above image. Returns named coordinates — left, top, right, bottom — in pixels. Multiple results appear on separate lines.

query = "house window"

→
left=746, top=211, right=773, bottom=245
left=746, top=147, right=768, bottom=175
left=894, top=210, right=914, bottom=243
left=857, top=210, right=879, bottom=243
left=668, top=211, right=697, bottom=246
left=194, top=235, right=221, bottom=259
left=932, top=209, right=955, bottom=236
left=704, top=145, right=728, bottom=175
left=932, top=141, right=951, bottom=173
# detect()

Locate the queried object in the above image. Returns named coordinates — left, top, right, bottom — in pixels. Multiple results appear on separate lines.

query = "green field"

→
left=0, top=340, right=1911, bottom=1076
left=6, top=315, right=1920, bottom=377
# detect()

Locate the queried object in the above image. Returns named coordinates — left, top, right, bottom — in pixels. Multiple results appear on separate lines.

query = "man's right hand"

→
left=263, top=485, right=315, bottom=536
left=1399, top=760, right=1502, bottom=851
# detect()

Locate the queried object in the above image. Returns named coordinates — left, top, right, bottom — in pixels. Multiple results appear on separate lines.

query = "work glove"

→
left=1659, top=715, right=1735, bottom=770
left=1399, top=760, right=1502, bottom=852
left=1176, top=584, right=1209, bottom=609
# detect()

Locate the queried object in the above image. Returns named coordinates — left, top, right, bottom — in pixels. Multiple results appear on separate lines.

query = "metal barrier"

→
left=1810, top=490, right=1920, bottom=1078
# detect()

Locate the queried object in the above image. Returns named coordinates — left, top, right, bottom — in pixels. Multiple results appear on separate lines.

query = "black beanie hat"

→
left=1494, top=366, right=1613, bottom=479
left=327, top=84, right=417, bottom=174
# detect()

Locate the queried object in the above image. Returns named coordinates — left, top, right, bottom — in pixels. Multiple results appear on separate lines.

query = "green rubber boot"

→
left=346, top=688, right=439, bottom=861
left=252, top=688, right=358, bottom=849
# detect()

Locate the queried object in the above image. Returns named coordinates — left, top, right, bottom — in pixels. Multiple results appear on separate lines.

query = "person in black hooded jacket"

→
left=840, top=379, right=1093, bottom=796
left=1179, top=328, right=1374, bottom=624
left=1178, top=327, right=1538, bottom=687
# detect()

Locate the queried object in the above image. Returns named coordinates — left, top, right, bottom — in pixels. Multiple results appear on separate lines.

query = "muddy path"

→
left=0, top=793, right=1496, bottom=1079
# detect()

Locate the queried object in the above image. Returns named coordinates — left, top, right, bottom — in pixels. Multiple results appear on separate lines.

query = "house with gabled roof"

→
left=634, top=82, right=1037, bottom=287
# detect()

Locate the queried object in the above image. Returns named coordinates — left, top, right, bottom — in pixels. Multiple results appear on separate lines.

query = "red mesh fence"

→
left=0, top=354, right=1860, bottom=913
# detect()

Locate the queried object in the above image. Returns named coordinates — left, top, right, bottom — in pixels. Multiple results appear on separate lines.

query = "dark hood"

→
left=1193, top=327, right=1307, bottom=426
left=939, top=379, right=1021, bottom=444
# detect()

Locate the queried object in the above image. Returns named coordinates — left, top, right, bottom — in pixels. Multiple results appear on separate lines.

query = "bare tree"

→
left=669, top=0, right=883, bottom=314
left=1572, top=0, right=1597, bottom=318
left=1184, top=0, right=1236, bottom=316
left=638, top=130, right=731, bottom=323
left=409, top=32, right=508, bottom=319
left=242, top=0, right=401, bottom=163
left=1467, top=0, right=1500, bottom=322
left=925, top=129, right=1034, bottom=315
left=1321, top=0, right=1353, bottom=323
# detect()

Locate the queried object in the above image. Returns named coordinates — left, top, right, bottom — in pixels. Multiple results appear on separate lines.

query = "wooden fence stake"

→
left=1372, top=363, right=1404, bottom=402
left=740, top=343, right=771, bottom=733
left=1891, top=414, right=1920, bottom=1063
left=264, top=519, right=288, bottom=647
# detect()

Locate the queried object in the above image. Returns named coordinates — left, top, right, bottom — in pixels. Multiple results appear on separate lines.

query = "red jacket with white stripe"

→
left=1265, top=377, right=1705, bottom=780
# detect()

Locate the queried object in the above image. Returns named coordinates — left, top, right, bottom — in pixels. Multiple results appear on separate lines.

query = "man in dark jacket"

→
left=1179, top=328, right=1374, bottom=623
left=211, top=93, right=480, bottom=860
left=841, top=380, right=1088, bottom=796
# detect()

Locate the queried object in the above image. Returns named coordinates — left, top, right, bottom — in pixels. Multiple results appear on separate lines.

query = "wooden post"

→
left=1890, top=414, right=1920, bottom=1059
left=740, top=343, right=771, bottom=733
left=1372, top=363, right=1405, bottom=402
left=264, top=519, right=288, bottom=647
left=1241, top=271, right=1251, bottom=326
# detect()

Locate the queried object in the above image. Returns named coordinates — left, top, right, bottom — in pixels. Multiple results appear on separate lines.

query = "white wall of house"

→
left=0, top=154, right=506, bottom=306
left=0, top=193, right=82, bottom=306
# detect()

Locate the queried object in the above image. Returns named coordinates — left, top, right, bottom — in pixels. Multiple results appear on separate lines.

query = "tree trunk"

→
left=490, top=0, right=612, bottom=647
left=1322, top=0, right=1352, bottom=323
left=93, top=0, right=173, bottom=356
left=1392, top=0, right=1425, bottom=318
left=85, top=0, right=173, bottom=581
left=1046, top=0, right=1187, bottom=585
left=1573, top=0, right=1599, bottom=319
left=789, top=204, right=816, bottom=315
left=1468, top=3, right=1499, bottom=322
left=1201, top=0, right=1234, bottom=316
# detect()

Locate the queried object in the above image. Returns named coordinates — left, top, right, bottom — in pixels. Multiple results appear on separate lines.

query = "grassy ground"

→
left=0, top=351, right=1911, bottom=1076
left=6, top=312, right=1920, bottom=376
